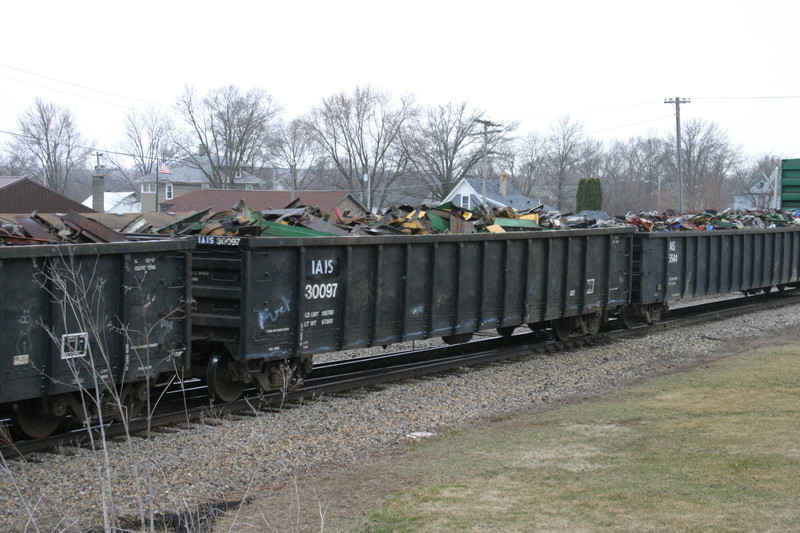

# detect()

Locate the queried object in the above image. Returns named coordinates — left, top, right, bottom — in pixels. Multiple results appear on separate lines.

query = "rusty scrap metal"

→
left=5, top=196, right=800, bottom=246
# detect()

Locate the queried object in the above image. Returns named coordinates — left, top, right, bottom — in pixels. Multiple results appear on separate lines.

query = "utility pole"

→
left=474, top=118, right=501, bottom=209
left=363, top=173, right=371, bottom=213
left=664, top=97, right=690, bottom=212
left=92, top=152, right=105, bottom=213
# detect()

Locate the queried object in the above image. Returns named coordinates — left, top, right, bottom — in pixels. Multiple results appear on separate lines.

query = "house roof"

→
left=0, top=177, right=94, bottom=214
left=135, top=162, right=262, bottom=185
left=82, top=191, right=140, bottom=213
left=455, top=178, right=544, bottom=211
left=160, top=189, right=366, bottom=214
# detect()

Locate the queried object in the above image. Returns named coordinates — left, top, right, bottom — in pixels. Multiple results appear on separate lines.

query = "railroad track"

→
left=5, top=289, right=799, bottom=458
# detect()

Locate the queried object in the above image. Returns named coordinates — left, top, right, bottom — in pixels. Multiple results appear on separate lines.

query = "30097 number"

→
left=305, top=283, right=339, bottom=299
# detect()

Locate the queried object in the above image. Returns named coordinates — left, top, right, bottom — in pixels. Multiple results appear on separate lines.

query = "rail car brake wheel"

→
left=207, top=353, right=245, bottom=402
left=553, top=318, right=572, bottom=341
left=13, top=399, right=62, bottom=439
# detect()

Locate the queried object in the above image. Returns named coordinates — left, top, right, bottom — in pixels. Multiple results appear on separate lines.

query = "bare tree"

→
left=674, top=120, right=740, bottom=211
left=304, top=85, right=417, bottom=211
left=405, top=102, right=487, bottom=201
left=510, top=132, right=547, bottom=199
left=275, top=118, right=322, bottom=193
left=0, top=153, right=26, bottom=177
left=110, top=107, right=178, bottom=193
left=542, top=115, right=587, bottom=211
left=602, top=135, right=672, bottom=214
left=175, top=85, right=281, bottom=188
left=8, top=98, right=91, bottom=194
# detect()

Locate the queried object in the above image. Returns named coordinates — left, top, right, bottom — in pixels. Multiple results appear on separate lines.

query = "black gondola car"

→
left=0, top=240, right=191, bottom=438
left=190, top=228, right=634, bottom=400
left=626, top=228, right=800, bottom=325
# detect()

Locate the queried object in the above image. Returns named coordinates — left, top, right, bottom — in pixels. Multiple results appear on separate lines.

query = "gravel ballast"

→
left=1, top=302, right=799, bottom=531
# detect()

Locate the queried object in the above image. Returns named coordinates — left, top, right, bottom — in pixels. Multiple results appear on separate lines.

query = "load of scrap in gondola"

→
left=2, top=197, right=800, bottom=245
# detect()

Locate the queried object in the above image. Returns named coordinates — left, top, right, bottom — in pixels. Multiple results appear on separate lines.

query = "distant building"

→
left=160, top=189, right=367, bottom=216
left=732, top=167, right=780, bottom=210
left=134, top=162, right=264, bottom=212
left=0, top=177, right=94, bottom=214
left=82, top=191, right=141, bottom=214
left=442, top=176, right=545, bottom=212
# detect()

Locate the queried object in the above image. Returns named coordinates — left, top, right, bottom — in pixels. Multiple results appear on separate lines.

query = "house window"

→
left=460, top=195, right=471, bottom=210
left=142, top=184, right=156, bottom=194
left=165, top=184, right=174, bottom=200
left=245, top=184, right=253, bottom=191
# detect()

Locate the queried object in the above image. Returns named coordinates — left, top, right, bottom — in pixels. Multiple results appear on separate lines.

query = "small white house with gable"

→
left=82, top=191, right=141, bottom=213
left=442, top=176, right=545, bottom=212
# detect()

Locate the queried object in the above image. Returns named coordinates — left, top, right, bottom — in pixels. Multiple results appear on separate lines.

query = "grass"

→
left=217, top=341, right=800, bottom=532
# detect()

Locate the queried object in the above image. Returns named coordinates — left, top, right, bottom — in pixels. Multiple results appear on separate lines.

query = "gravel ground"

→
left=1, top=302, right=799, bottom=532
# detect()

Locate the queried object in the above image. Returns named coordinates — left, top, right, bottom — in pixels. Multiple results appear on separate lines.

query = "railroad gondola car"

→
left=7, top=222, right=800, bottom=440
left=189, top=228, right=634, bottom=401
left=0, top=240, right=191, bottom=438
left=623, top=228, right=800, bottom=326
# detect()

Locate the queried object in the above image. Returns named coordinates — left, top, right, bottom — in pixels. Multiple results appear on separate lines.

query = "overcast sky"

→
left=2, top=0, right=798, bottom=162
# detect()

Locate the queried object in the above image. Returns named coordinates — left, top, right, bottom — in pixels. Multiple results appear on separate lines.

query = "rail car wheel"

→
left=207, top=353, right=246, bottom=402
left=496, top=326, right=517, bottom=337
left=442, top=332, right=474, bottom=345
left=553, top=318, right=572, bottom=341
left=116, top=383, right=148, bottom=422
left=13, top=399, right=62, bottom=439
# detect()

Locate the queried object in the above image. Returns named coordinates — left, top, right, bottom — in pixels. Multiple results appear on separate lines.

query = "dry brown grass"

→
left=216, top=341, right=800, bottom=532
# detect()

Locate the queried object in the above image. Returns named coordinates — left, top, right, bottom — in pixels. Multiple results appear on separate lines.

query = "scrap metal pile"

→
left=3, top=201, right=800, bottom=246
left=0, top=211, right=128, bottom=245
left=623, top=208, right=800, bottom=232
left=155, top=201, right=800, bottom=237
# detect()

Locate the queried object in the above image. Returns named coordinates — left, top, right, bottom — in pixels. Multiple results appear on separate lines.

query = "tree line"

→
left=0, top=85, right=783, bottom=215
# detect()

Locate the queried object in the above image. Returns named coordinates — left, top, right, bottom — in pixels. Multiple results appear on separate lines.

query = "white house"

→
left=82, top=191, right=141, bottom=213
left=442, top=176, right=545, bottom=212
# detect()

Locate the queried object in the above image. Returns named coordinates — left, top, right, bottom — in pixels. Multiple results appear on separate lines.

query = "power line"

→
left=0, top=63, right=165, bottom=108
left=692, top=95, right=800, bottom=101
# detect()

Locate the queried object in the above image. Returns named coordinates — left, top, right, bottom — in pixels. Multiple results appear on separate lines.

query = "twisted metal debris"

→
left=3, top=200, right=800, bottom=245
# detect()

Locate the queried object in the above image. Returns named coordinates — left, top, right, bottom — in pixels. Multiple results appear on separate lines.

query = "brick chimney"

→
left=92, top=172, right=104, bottom=212
left=500, top=173, right=507, bottom=197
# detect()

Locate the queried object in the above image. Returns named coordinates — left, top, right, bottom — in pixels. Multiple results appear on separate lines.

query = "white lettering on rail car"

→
left=133, top=257, right=157, bottom=271
left=311, top=259, right=335, bottom=275
left=258, top=295, right=292, bottom=329
left=196, top=235, right=241, bottom=246
left=305, top=283, right=338, bottom=299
